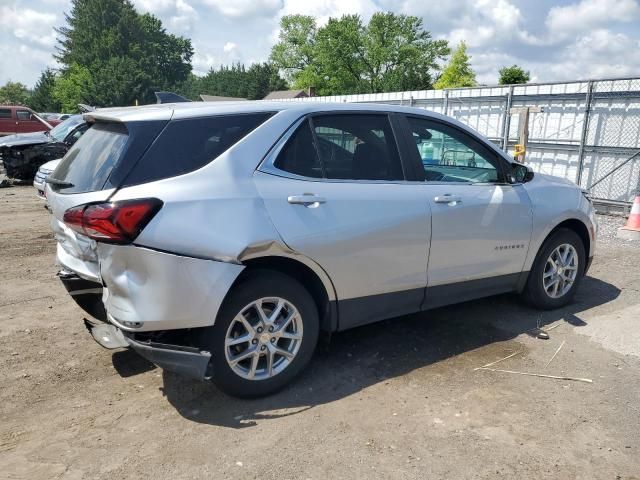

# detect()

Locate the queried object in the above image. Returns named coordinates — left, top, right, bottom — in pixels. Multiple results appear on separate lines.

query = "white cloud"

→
left=0, top=6, right=58, bottom=48
left=546, top=29, right=640, bottom=80
left=192, top=48, right=218, bottom=75
left=385, top=0, right=530, bottom=57
left=282, top=0, right=377, bottom=24
left=133, top=0, right=198, bottom=33
left=547, top=0, right=640, bottom=36
left=201, top=0, right=282, bottom=18
left=223, top=41, right=236, bottom=53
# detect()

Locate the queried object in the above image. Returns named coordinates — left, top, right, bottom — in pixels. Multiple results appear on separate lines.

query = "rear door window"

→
left=273, top=114, right=404, bottom=181
left=0, top=109, right=12, bottom=119
left=122, top=112, right=273, bottom=186
left=312, top=115, right=403, bottom=181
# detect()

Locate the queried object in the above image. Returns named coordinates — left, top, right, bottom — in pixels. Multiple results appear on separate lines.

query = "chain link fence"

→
left=276, top=77, right=640, bottom=205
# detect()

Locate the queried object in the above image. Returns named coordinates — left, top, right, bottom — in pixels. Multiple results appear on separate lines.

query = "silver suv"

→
left=45, top=102, right=596, bottom=397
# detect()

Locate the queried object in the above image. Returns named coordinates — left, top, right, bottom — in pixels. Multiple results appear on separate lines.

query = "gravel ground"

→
left=596, top=213, right=637, bottom=246
left=1, top=186, right=639, bottom=480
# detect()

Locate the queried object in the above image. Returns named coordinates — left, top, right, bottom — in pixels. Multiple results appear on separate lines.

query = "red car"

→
left=0, top=106, right=61, bottom=136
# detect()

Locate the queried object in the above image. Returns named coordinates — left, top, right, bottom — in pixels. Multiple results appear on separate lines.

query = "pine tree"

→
left=55, top=0, right=193, bottom=107
left=434, top=41, right=476, bottom=89
left=28, top=69, right=62, bottom=112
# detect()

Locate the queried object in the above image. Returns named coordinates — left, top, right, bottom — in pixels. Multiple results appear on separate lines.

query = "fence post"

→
left=443, top=90, right=449, bottom=116
left=576, top=80, right=595, bottom=186
left=501, top=85, right=514, bottom=152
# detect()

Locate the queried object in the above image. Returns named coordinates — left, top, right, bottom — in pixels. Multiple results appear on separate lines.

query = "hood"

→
left=40, top=158, right=62, bottom=172
left=0, top=131, right=49, bottom=148
left=533, top=172, right=578, bottom=187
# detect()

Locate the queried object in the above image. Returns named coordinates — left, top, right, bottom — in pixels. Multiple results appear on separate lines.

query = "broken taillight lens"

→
left=63, top=198, right=163, bottom=243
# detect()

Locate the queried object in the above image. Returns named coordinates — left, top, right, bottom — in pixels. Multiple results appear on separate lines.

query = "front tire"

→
left=204, top=270, right=319, bottom=398
left=523, top=228, right=586, bottom=309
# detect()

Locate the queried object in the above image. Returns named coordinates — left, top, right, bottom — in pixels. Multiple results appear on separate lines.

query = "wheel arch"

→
left=520, top=217, right=591, bottom=292
left=550, top=219, right=591, bottom=259
left=232, top=255, right=338, bottom=332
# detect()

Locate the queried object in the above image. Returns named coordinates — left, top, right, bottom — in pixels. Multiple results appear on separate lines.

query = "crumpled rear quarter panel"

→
left=98, top=244, right=244, bottom=331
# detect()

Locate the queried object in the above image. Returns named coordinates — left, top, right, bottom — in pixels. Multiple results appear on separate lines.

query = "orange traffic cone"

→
left=617, top=194, right=640, bottom=240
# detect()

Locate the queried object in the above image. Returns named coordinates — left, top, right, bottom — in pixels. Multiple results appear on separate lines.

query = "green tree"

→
left=269, top=15, right=318, bottom=86
left=175, top=73, right=203, bottom=101
left=361, top=13, right=449, bottom=92
left=197, top=63, right=287, bottom=100
left=270, top=13, right=448, bottom=95
left=245, top=63, right=287, bottom=99
left=498, top=64, right=530, bottom=85
left=0, top=81, right=30, bottom=105
left=434, top=41, right=476, bottom=89
left=28, top=69, right=62, bottom=112
left=51, top=64, right=94, bottom=112
left=55, top=0, right=193, bottom=106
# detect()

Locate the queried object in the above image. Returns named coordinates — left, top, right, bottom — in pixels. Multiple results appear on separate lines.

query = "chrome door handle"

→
left=434, top=194, right=462, bottom=204
left=287, top=194, right=326, bottom=207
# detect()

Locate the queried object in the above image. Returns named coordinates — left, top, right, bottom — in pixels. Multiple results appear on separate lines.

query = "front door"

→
left=402, top=116, right=533, bottom=307
left=254, top=113, right=431, bottom=330
left=15, top=109, right=44, bottom=133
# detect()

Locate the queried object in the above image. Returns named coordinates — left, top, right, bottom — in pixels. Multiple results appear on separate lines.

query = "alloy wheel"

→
left=224, top=297, right=303, bottom=380
left=543, top=243, right=579, bottom=299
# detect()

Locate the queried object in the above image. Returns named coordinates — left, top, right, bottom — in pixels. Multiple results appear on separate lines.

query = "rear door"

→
left=401, top=115, right=533, bottom=306
left=254, top=113, right=431, bottom=330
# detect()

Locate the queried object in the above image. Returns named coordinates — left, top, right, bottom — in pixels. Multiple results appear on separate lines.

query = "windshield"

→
left=49, top=115, right=83, bottom=142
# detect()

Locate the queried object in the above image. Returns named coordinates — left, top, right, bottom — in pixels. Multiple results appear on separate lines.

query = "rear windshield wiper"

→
left=45, top=177, right=75, bottom=189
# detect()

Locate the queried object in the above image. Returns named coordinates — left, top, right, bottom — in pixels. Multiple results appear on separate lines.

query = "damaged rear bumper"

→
left=83, top=318, right=212, bottom=380
left=125, top=334, right=212, bottom=380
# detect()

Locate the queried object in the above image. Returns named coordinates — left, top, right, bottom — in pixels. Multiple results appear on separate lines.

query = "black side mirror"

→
left=509, top=163, right=534, bottom=183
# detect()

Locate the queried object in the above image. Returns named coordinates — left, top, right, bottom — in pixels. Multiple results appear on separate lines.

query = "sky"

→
left=1, top=0, right=639, bottom=88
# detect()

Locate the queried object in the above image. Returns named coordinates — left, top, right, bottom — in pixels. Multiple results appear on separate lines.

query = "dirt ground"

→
left=1, top=185, right=639, bottom=480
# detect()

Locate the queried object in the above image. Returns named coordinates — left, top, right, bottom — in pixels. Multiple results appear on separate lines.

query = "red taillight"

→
left=63, top=198, right=163, bottom=243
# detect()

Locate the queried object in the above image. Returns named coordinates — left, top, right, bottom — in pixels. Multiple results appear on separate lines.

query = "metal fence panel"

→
left=273, top=76, right=640, bottom=203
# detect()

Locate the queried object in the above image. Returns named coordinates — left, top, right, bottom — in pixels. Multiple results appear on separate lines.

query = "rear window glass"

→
left=0, top=109, right=11, bottom=118
left=52, top=123, right=129, bottom=193
left=122, top=112, right=273, bottom=186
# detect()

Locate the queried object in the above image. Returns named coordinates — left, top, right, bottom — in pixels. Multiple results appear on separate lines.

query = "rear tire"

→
left=204, top=270, right=319, bottom=398
left=523, top=228, right=586, bottom=309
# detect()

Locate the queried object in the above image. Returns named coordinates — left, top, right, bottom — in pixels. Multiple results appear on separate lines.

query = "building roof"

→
left=262, top=89, right=309, bottom=100
left=200, top=94, right=247, bottom=102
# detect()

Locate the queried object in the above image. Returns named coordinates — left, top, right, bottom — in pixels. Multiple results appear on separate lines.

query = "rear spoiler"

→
left=78, top=103, right=96, bottom=113
left=155, top=92, right=191, bottom=104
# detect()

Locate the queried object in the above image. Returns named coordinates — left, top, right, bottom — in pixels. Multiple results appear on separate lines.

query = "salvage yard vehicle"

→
left=45, top=102, right=597, bottom=398
left=0, top=115, right=87, bottom=181
left=33, top=158, right=62, bottom=198
left=0, top=105, right=60, bottom=136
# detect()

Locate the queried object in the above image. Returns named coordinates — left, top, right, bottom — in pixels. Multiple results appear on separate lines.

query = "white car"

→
left=45, top=101, right=597, bottom=397
left=34, top=158, right=62, bottom=198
